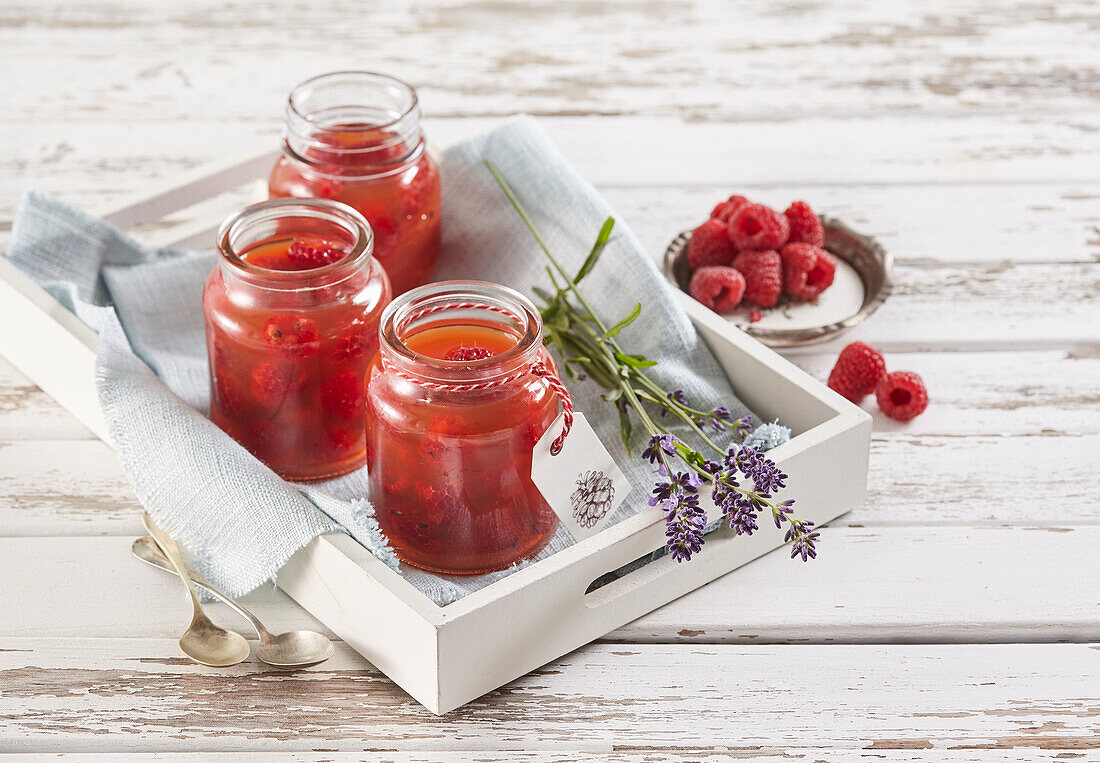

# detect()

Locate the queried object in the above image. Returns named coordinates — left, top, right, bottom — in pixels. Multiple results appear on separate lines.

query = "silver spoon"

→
left=132, top=535, right=335, bottom=669
left=141, top=513, right=252, bottom=668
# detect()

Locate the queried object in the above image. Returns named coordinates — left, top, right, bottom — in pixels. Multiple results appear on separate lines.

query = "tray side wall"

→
left=0, top=259, right=107, bottom=440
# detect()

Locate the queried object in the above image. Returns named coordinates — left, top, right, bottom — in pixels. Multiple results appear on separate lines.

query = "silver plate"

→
left=663, top=216, right=893, bottom=348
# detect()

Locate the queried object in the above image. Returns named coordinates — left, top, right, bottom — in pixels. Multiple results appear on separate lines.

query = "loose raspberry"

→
left=287, top=240, right=345, bottom=269
left=875, top=371, right=929, bottom=421
left=687, top=219, right=736, bottom=269
left=781, top=243, right=837, bottom=301
left=251, top=362, right=291, bottom=408
left=784, top=201, right=825, bottom=247
left=710, top=195, right=752, bottom=224
left=445, top=346, right=494, bottom=362
left=263, top=316, right=319, bottom=357
left=689, top=266, right=746, bottom=313
left=728, top=203, right=790, bottom=251
left=827, top=342, right=887, bottom=403
left=321, top=368, right=365, bottom=420
left=748, top=309, right=762, bottom=323
left=731, top=249, right=783, bottom=307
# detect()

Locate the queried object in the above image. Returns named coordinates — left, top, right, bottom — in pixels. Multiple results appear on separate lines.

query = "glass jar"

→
left=366, top=281, right=564, bottom=574
left=268, top=71, right=441, bottom=297
left=204, top=198, right=392, bottom=481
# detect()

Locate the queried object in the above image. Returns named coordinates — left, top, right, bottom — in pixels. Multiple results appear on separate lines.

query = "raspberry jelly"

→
left=203, top=199, right=392, bottom=481
left=268, top=71, right=441, bottom=297
left=365, top=282, right=564, bottom=574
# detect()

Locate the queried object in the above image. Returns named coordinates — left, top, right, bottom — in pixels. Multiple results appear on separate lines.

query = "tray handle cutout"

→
left=583, top=541, right=682, bottom=608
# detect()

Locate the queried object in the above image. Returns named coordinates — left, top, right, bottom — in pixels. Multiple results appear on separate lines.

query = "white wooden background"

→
left=2, top=0, right=1099, bottom=758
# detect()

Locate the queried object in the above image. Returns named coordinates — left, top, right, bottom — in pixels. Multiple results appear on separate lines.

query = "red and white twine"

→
left=382, top=301, right=574, bottom=455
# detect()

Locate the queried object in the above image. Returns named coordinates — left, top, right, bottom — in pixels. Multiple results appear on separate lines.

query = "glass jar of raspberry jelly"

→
left=365, top=281, right=573, bottom=574
left=268, top=71, right=441, bottom=297
left=204, top=198, right=392, bottom=481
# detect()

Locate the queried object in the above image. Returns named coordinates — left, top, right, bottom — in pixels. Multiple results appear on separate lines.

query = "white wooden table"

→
left=2, top=1, right=1098, bottom=758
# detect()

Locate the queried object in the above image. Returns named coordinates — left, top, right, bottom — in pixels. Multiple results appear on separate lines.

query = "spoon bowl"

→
left=179, top=616, right=252, bottom=667
left=256, top=629, right=336, bottom=669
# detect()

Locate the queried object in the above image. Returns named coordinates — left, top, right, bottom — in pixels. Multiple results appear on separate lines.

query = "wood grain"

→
left=2, top=638, right=1097, bottom=753
left=5, top=114, right=1100, bottom=225
left=6, top=754, right=1089, bottom=763
left=3, top=0, right=1099, bottom=123
left=2, top=528, right=1097, bottom=644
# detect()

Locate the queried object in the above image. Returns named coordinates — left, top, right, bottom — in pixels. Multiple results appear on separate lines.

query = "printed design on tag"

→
left=570, top=470, right=615, bottom=528
left=532, top=411, right=630, bottom=542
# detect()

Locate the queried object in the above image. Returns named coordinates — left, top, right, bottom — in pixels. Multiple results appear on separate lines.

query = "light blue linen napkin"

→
left=5, top=116, right=780, bottom=605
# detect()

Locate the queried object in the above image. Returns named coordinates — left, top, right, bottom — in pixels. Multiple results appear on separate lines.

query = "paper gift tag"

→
left=531, top=412, right=631, bottom=541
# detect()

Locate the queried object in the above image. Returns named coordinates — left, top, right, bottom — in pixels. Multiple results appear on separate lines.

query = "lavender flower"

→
left=642, top=433, right=679, bottom=474
left=732, top=415, right=754, bottom=442
left=772, top=498, right=796, bottom=529
left=649, top=471, right=702, bottom=506
left=664, top=495, right=706, bottom=562
left=662, top=388, right=689, bottom=417
left=708, top=406, right=732, bottom=431
left=720, top=486, right=754, bottom=533
left=727, top=446, right=787, bottom=495
left=785, top=519, right=820, bottom=561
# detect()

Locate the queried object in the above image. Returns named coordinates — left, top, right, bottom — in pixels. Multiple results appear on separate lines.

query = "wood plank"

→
left=2, top=0, right=1099, bottom=125
left=602, top=183, right=1100, bottom=266
left=2, top=430, right=1096, bottom=536
left=3, top=528, right=1097, bottom=644
left=1, top=638, right=1096, bottom=752
left=6, top=112, right=1100, bottom=229
left=790, top=350, right=1100, bottom=436
left=804, top=261, right=1099, bottom=352
left=4, top=754, right=1083, bottom=763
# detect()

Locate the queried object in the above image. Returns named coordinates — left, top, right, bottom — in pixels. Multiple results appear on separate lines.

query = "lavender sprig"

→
left=486, top=159, right=817, bottom=564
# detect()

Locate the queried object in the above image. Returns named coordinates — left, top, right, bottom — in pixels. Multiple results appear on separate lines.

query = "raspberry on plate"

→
left=689, top=266, right=746, bottom=313
left=687, top=218, right=737, bottom=269
left=727, top=203, right=790, bottom=251
left=875, top=371, right=929, bottom=421
left=710, top=195, right=752, bottom=224
left=784, top=200, right=825, bottom=247
left=781, top=242, right=837, bottom=301
left=731, top=249, right=783, bottom=307
left=827, top=341, right=887, bottom=403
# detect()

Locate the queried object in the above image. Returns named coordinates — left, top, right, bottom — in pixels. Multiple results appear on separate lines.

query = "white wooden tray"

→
left=0, top=145, right=871, bottom=714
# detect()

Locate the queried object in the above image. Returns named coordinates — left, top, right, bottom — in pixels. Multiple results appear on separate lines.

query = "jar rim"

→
left=283, top=70, right=424, bottom=179
left=216, top=198, right=375, bottom=289
left=287, top=70, right=420, bottom=132
left=379, top=280, right=544, bottom=384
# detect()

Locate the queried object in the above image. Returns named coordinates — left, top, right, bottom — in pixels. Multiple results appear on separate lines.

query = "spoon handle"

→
left=141, top=513, right=207, bottom=620
left=131, top=535, right=268, bottom=640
